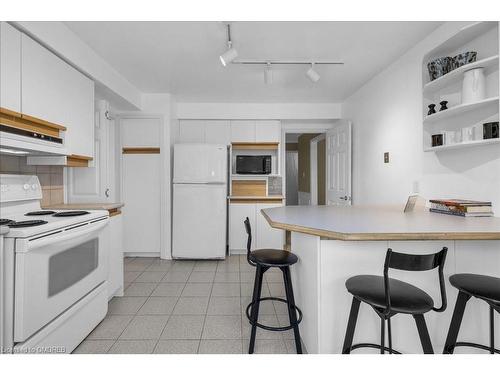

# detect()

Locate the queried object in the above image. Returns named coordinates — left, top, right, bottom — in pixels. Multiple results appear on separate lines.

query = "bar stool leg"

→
left=414, top=314, right=434, bottom=354
left=282, top=266, right=302, bottom=354
left=249, top=265, right=266, bottom=354
left=342, top=297, right=361, bottom=354
left=490, top=306, right=495, bottom=354
left=380, top=318, right=385, bottom=354
left=387, top=317, right=393, bottom=354
left=443, top=291, right=471, bottom=354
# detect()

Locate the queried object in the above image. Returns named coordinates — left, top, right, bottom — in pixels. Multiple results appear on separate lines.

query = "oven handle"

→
left=22, top=218, right=109, bottom=252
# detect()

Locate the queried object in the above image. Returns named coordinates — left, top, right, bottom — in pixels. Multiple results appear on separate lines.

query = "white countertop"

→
left=44, top=203, right=124, bottom=211
left=261, top=205, right=500, bottom=241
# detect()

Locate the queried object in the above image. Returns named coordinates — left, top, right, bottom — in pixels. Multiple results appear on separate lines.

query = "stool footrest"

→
left=246, top=297, right=302, bottom=332
left=346, top=343, right=402, bottom=354
left=449, top=342, right=500, bottom=354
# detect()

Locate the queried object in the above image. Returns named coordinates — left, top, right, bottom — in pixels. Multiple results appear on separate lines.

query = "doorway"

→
left=285, top=133, right=325, bottom=206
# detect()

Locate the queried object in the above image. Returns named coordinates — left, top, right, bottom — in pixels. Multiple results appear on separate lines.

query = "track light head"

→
left=306, top=63, right=320, bottom=82
left=220, top=46, right=238, bottom=66
left=220, top=23, right=238, bottom=66
left=264, top=62, right=273, bottom=84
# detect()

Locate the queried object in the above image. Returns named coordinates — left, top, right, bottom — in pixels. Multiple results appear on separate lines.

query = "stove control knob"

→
left=32, top=184, right=39, bottom=190
left=23, top=183, right=30, bottom=190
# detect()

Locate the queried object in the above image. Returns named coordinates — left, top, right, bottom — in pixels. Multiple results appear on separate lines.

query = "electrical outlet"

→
left=384, top=152, right=389, bottom=163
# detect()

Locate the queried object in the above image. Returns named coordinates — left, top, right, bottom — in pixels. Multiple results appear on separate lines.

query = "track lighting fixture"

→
left=220, top=23, right=238, bottom=66
left=306, top=63, right=320, bottom=83
left=264, top=62, right=273, bottom=84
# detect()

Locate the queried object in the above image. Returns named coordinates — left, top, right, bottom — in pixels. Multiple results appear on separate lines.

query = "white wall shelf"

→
left=423, top=55, right=499, bottom=95
left=424, top=138, right=500, bottom=152
left=423, top=96, right=499, bottom=125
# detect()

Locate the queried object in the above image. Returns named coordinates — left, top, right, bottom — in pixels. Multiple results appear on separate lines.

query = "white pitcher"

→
left=462, top=67, right=486, bottom=104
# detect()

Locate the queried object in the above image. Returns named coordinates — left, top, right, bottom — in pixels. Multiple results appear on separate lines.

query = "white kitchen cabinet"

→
left=121, top=118, right=160, bottom=147
left=178, top=120, right=231, bottom=144
left=0, top=22, right=21, bottom=113
left=63, top=67, right=94, bottom=157
left=255, top=121, right=281, bottom=143
left=122, top=153, right=161, bottom=254
left=229, top=202, right=283, bottom=253
left=255, top=203, right=284, bottom=249
left=21, top=33, right=94, bottom=158
left=230, top=120, right=256, bottom=142
left=21, top=34, right=70, bottom=127
left=229, top=203, right=256, bottom=252
left=179, top=120, right=205, bottom=143
left=205, top=120, right=230, bottom=144
left=107, top=213, right=124, bottom=299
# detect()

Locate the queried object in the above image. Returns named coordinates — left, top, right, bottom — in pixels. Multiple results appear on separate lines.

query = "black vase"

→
left=428, top=104, right=436, bottom=115
left=439, top=101, right=448, bottom=111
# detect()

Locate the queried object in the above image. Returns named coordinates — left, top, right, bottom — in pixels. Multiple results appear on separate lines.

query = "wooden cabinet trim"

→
left=122, top=147, right=161, bottom=154
left=231, top=142, right=279, bottom=150
left=108, top=208, right=122, bottom=217
left=230, top=198, right=283, bottom=204
left=0, top=107, right=66, bottom=137
left=66, top=154, right=92, bottom=167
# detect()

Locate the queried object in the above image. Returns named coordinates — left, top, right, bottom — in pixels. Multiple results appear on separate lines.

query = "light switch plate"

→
left=384, top=152, right=390, bottom=163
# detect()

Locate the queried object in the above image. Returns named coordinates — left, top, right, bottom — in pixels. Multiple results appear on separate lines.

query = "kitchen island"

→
left=261, top=205, right=500, bottom=354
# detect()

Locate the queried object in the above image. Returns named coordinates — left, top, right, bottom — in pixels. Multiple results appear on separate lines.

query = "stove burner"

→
left=53, top=210, right=90, bottom=217
left=8, top=220, right=48, bottom=228
left=0, top=218, right=15, bottom=226
left=25, top=210, right=56, bottom=216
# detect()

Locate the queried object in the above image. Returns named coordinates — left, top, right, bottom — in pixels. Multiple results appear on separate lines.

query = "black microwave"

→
left=236, top=155, right=272, bottom=175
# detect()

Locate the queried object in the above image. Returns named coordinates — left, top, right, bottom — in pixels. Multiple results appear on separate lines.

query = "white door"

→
left=172, top=184, right=227, bottom=259
left=67, top=101, right=111, bottom=203
left=326, top=120, right=352, bottom=206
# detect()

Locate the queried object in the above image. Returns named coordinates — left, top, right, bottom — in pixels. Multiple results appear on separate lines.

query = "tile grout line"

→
left=197, top=270, right=215, bottom=353
left=151, top=262, right=191, bottom=353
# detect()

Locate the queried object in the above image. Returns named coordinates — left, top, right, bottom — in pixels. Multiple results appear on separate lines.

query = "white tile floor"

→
left=73, top=256, right=301, bottom=354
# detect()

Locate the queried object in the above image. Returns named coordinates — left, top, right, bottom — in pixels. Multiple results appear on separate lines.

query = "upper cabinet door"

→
left=64, top=66, right=94, bottom=157
left=230, top=120, right=256, bottom=143
left=255, top=120, right=281, bottom=143
left=21, top=34, right=95, bottom=158
left=0, top=22, right=21, bottom=113
left=21, top=34, right=70, bottom=126
left=205, top=120, right=230, bottom=145
left=179, top=120, right=205, bottom=143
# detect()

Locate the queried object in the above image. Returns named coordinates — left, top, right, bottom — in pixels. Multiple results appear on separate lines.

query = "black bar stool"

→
left=243, top=217, right=303, bottom=354
left=342, top=247, right=448, bottom=354
left=443, top=273, right=500, bottom=354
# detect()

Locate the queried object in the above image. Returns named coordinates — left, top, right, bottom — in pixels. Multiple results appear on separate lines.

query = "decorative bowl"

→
left=427, top=56, right=453, bottom=81
left=452, top=51, right=477, bottom=69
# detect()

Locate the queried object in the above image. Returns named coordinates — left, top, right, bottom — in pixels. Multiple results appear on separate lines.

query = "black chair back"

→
left=383, top=247, right=448, bottom=315
left=243, top=217, right=255, bottom=266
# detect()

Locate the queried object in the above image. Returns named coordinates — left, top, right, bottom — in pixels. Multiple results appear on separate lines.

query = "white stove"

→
left=0, top=174, right=109, bottom=354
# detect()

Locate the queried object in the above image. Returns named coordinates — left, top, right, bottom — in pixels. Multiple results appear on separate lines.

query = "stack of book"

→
left=429, top=199, right=493, bottom=217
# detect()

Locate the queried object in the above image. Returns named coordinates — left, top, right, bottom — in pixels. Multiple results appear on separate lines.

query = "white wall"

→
left=175, top=102, right=341, bottom=120
left=343, top=21, right=500, bottom=213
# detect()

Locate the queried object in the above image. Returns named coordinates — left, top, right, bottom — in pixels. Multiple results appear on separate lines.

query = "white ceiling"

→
left=64, top=21, right=441, bottom=103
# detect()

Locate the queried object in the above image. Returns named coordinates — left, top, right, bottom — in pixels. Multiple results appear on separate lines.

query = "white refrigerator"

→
left=172, top=144, right=228, bottom=259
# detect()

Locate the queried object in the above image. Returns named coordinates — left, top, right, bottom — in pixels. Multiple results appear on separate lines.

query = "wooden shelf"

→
left=424, top=138, right=500, bottom=152
left=231, top=142, right=279, bottom=150
left=122, top=147, right=160, bottom=154
left=423, top=55, right=499, bottom=95
left=423, top=97, right=499, bottom=125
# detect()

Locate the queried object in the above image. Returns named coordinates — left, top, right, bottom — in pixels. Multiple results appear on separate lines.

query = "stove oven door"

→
left=13, top=217, right=109, bottom=343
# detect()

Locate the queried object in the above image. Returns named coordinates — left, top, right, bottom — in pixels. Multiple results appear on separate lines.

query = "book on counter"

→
left=429, top=199, right=493, bottom=217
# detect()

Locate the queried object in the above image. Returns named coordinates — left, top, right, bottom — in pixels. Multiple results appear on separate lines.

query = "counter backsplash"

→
left=0, top=155, right=64, bottom=206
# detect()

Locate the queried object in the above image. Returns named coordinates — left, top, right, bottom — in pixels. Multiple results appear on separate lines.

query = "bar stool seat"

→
left=249, top=249, right=298, bottom=267
left=346, top=275, right=434, bottom=314
left=450, top=274, right=500, bottom=305
left=444, top=273, right=500, bottom=354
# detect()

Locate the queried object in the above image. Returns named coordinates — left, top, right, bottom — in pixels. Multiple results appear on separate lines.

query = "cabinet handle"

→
left=105, top=188, right=110, bottom=198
